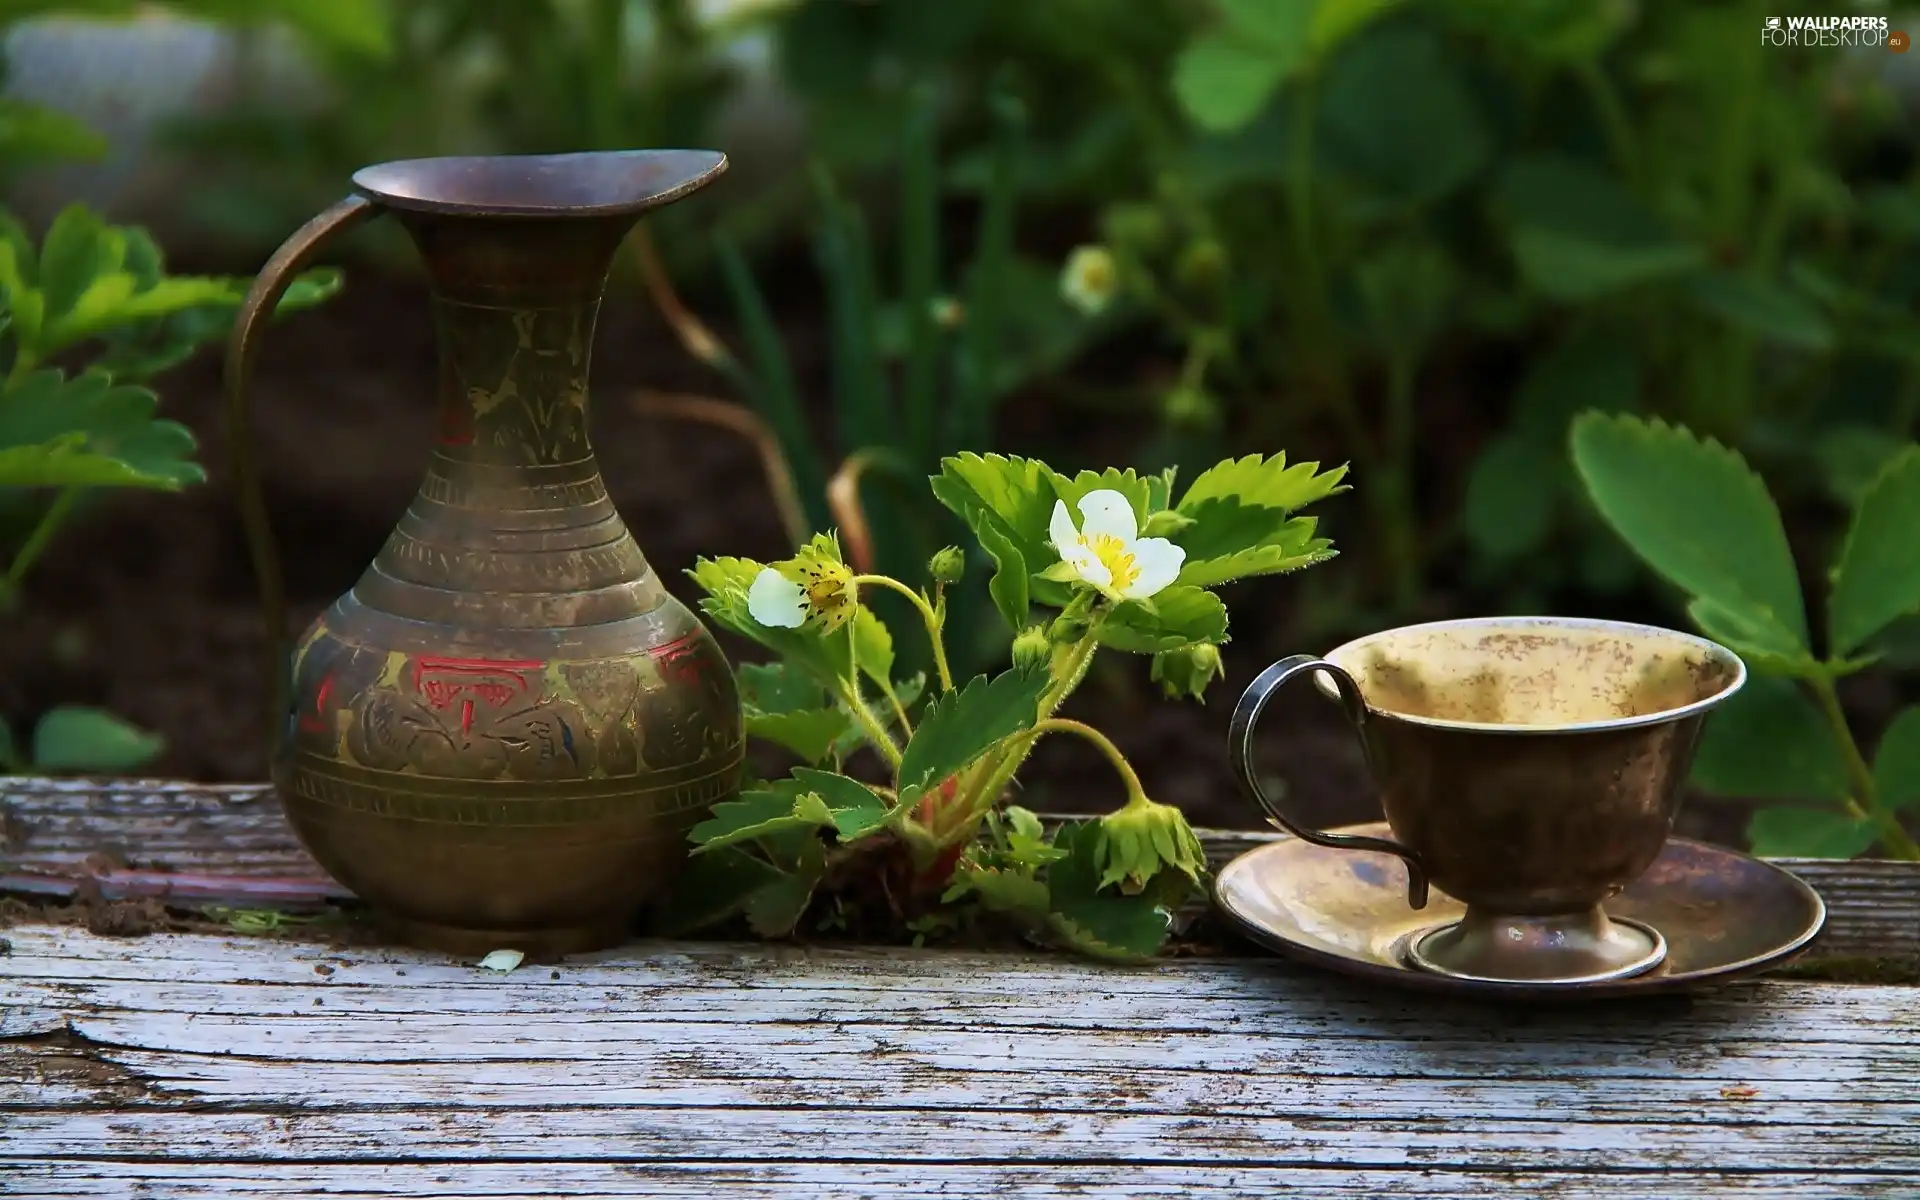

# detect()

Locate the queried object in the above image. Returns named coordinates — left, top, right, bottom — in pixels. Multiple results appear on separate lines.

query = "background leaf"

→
left=1689, top=675, right=1847, bottom=802
left=1746, top=807, right=1876, bottom=859
left=1570, top=413, right=1809, bottom=657
left=1873, top=706, right=1920, bottom=813
left=30, top=706, right=164, bottom=772
left=1687, top=271, right=1834, bottom=353
left=1493, top=156, right=1703, bottom=301
left=1827, top=447, right=1920, bottom=658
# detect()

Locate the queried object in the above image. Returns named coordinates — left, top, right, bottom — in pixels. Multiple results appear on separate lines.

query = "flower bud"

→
left=1100, top=203, right=1168, bottom=255
left=1162, top=383, right=1221, bottom=432
left=1094, top=796, right=1208, bottom=896
left=1175, top=237, right=1226, bottom=290
left=1011, top=624, right=1052, bottom=670
left=928, top=546, right=966, bottom=585
left=1151, top=643, right=1224, bottom=703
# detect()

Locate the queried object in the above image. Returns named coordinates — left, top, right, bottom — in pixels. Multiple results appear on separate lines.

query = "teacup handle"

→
left=1229, top=655, right=1432, bottom=910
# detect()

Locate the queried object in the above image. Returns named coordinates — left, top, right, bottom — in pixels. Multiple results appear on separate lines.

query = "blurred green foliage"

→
left=8, top=0, right=1920, bottom=809
left=1572, top=410, right=1920, bottom=859
left=0, top=0, right=342, bottom=774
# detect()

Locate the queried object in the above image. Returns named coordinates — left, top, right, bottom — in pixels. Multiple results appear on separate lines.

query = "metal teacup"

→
left=1228, top=616, right=1747, bottom=985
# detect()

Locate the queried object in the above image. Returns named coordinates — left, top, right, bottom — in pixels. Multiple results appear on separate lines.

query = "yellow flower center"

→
left=1085, top=533, right=1139, bottom=594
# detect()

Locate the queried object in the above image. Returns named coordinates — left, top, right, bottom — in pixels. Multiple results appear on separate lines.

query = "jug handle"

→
left=1228, top=655, right=1432, bottom=909
left=224, top=193, right=380, bottom=759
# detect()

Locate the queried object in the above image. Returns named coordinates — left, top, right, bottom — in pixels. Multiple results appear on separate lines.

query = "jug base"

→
left=380, top=912, right=633, bottom=963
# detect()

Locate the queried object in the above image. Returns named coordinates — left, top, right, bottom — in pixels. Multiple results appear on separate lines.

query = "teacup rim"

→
left=1314, top=614, right=1749, bottom=735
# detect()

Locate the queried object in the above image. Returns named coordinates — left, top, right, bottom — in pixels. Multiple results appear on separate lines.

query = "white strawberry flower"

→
left=1048, top=489, right=1185, bottom=602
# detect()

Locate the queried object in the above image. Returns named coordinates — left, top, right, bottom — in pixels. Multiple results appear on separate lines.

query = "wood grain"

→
left=3, top=924, right=1919, bottom=1198
left=5, top=779, right=1917, bottom=962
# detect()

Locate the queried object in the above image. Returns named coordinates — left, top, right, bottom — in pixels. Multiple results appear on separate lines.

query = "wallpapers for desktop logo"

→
left=1763, top=14, right=1907, bottom=51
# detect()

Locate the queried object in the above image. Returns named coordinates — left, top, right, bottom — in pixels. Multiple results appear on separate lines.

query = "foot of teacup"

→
left=380, top=913, right=634, bottom=963
left=1402, top=905, right=1667, bottom=984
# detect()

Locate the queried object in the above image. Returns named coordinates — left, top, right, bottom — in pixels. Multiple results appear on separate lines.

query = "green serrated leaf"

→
left=930, top=453, right=1067, bottom=606
left=943, top=864, right=1051, bottom=916
left=689, top=780, right=827, bottom=852
left=743, top=838, right=827, bottom=937
left=0, top=438, right=179, bottom=489
left=1746, top=806, right=1877, bottom=859
left=974, top=518, right=1031, bottom=632
left=1045, top=822, right=1174, bottom=961
left=1873, top=706, right=1920, bottom=814
left=1176, top=542, right=1336, bottom=589
left=1098, top=587, right=1229, bottom=654
left=1684, top=598, right=1812, bottom=674
left=647, top=845, right=789, bottom=937
left=790, top=767, right=889, bottom=840
left=1050, top=468, right=1156, bottom=527
left=896, top=666, right=1050, bottom=800
left=745, top=708, right=852, bottom=764
left=30, top=706, right=163, bottom=772
left=36, top=205, right=119, bottom=325
left=1176, top=453, right=1349, bottom=515
left=999, top=805, right=1067, bottom=869
left=1689, top=674, right=1847, bottom=802
left=1828, top=446, right=1920, bottom=659
left=851, top=606, right=895, bottom=692
left=737, top=661, right=829, bottom=715
left=1570, top=413, right=1809, bottom=655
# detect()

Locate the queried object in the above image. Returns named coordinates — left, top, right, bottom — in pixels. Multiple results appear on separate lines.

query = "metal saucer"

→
left=1213, top=822, right=1827, bottom=1001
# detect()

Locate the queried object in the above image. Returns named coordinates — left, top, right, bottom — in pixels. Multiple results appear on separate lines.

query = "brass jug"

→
left=225, top=151, right=745, bottom=958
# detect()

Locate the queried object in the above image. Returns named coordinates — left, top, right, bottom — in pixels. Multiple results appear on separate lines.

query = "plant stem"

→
left=5, top=486, right=79, bottom=594
left=879, top=678, right=914, bottom=737
left=1808, top=670, right=1920, bottom=860
left=1030, top=718, right=1148, bottom=805
left=854, top=573, right=953, bottom=693
left=840, top=626, right=902, bottom=770
left=950, top=616, right=1109, bottom=837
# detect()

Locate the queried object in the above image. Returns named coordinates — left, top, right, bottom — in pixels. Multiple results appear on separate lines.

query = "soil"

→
left=0, top=254, right=1863, bottom=847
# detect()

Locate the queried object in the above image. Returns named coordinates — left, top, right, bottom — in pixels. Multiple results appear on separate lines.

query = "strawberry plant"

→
left=658, top=451, right=1346, bottom=960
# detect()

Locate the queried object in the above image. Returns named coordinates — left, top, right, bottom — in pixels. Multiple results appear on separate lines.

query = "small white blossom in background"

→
left=1048, top=489, right=1185, bottom=602
left=1060, top=245, right=1119, bottom=317
left=478, top=949, right=524, bottom=973
left=931, top=295, right=965, bottom=329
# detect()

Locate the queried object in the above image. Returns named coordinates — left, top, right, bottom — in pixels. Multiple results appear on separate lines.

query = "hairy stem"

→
left=949, top=616, right=1108, bottom=837
left=841, top=630, right=902, bottom=770
left=854, top=573, right=953, bottom=693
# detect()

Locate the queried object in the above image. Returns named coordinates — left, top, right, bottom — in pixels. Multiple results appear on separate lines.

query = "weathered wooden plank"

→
left=3, top=924, right=1917, bottom=1197
left=10, top=1163, right=1913, bottom=1199
left=5, top=780, right=1919, bottom=962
